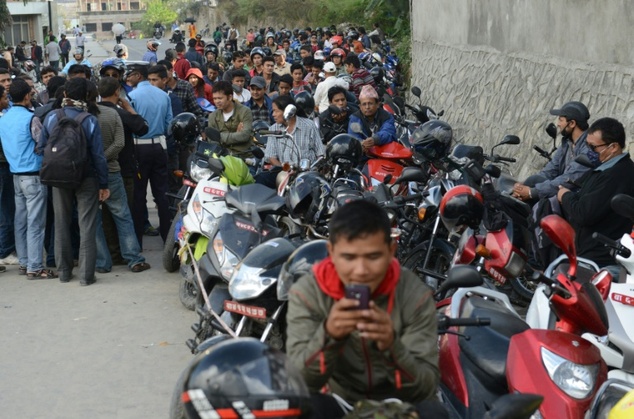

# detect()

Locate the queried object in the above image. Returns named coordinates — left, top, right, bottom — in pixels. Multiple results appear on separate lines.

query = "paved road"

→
left=0, top=35, right=202, bottom=418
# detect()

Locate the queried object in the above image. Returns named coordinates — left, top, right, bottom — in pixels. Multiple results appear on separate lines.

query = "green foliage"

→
left=140, top=0, right=178, bottom=36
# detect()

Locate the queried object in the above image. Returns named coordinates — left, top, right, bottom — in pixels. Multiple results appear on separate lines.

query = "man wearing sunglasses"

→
left=557, top=117, right=634, bottom=271
left=513, top=101, right=594, bottom=201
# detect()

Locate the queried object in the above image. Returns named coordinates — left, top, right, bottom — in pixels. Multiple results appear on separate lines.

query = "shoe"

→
left=80, top=278, right=96, bottom=286
left=96, top=267, right=111, bottom=273
left=144, top=225, right=160, bottom=236
left=18, top=266, right=27, bottom=275
left=0, top=265, right=5, bottom=273
left=130, top=262, right=151, bottom=273
left=26, top=269, right=58, bottom=280
left=0, top=253, right=20, bottom=265
left=59, top=274, right=74, bottom=283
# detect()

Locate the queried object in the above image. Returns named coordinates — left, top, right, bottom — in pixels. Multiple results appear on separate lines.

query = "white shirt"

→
left=313, top=75, right=350, bottom=113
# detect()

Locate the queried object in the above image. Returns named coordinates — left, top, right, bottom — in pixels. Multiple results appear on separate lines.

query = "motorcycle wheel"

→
left=179, top=277, right=202, bottom=311
left=278, top=216, right=302, bottom=237
left=402, top=239, right=454, bottom=291
left=162, top=217, right=180, bottom=273
left=169, top=367, right=187, bottom=419
left=509, top=274, right=537, bottom=303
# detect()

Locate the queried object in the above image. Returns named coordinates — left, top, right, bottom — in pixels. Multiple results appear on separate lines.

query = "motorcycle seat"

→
left=225, top=184, right=285, bottom=214
left=459, top=296, right=530, bottom=392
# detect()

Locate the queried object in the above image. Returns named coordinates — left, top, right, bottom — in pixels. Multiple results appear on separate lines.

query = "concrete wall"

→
left=411, top=0, right=634, bottom=179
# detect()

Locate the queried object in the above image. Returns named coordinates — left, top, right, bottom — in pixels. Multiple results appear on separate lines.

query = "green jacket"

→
left=207, top=101, right=253, bottom=159
left=286, top=267, right=439, bottom=403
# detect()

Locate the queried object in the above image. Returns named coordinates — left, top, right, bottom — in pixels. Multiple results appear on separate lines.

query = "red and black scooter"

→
left=436, top=214, right=609, bottom=418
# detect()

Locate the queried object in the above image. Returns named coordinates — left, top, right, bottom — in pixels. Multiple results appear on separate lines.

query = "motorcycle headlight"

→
left=541, top=347, right=599, bottom=399
left=190, top=162, right=212, bottom=183
left=230, top=264, right=274, bottom=300
left=505, top=251, right=526, bottom=278
left=212, top=232, right=239, bottom=280
left=200, top=209, right=219, bottom=237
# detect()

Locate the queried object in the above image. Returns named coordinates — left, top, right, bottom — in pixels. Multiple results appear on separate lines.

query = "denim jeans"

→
left=96, top=172, right=144, bottom=270
left=13, top=175, right=47, bottom=271
left=0, top=163, right=15, bottom=258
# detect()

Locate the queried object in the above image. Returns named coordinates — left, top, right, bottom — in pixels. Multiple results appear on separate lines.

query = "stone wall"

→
left=410, top=0, right=634, bottom=180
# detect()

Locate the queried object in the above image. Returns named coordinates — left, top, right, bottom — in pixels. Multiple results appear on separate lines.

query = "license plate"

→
left=612, top=293, right=634, bottom=306
left=224, top=300, right=266, bottom=319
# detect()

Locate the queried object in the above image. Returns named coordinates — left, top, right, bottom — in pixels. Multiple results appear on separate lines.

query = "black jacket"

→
left=319, top=109, right=350, bottom=144
left=561, top=153, right=634, bottom=266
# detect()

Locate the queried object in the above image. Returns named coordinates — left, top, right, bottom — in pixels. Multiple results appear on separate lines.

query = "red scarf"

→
left=312, top=256, right=401, bottom=313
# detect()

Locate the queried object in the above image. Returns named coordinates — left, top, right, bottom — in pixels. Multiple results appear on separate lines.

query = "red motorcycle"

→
left=435, top=214, right=609, bottom=418
left=364, top=141, right=412, bottom=190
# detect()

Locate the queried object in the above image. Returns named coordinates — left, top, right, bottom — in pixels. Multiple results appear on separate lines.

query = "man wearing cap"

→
left=513, top=101, right=594, bottom=201
left=245, top=76, right=273, bottom=124
left=313, top=61, right=349, bottom=113
left=273, top=49, right=291, bottom=76
left=348, top=85, right=396, bottom=150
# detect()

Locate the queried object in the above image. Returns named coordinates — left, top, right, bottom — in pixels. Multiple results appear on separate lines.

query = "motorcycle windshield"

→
left=217, top=213, right=280, bottom=259
left=225, top=183, right=285, bottom=215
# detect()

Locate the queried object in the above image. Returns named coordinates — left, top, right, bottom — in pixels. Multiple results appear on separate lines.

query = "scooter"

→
left=437, top=217, right=608, bottom=418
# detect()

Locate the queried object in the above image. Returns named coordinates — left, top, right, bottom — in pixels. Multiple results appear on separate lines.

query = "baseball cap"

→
left=273, top=49, right=286, bottom=56
left=249, top=76, right=266, bottom=89
left=324, top=62, right=337, bottom=73
left=549, top=101, right=590, bottom=124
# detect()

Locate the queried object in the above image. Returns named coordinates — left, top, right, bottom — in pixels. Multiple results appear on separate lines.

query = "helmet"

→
left=179, top=338, right=310, bottom=419
left=440, top=185, right=484, bottom=232
left=99, top=58, right=126, bottom=75
left=410, top=120, right=453, bottom=161
left=369, top=66, right=385, bottom=85
left=168, top=112, right=200, bottom=145
left=262, top=46, right=273, bottom=57
left=326, top=134, right=363, bottom=170
left=278, top=240, right=328, bottom=300
left=347, top=30, right=359, bottom=40
left=147, top=40, right=159, bottom=51
left=286, top=172, right=332, bottom=224
left=330, top=48, right=346, bottom=59
left=323, top=47, right=332, bottom=57
left=222, top=50, right=233, bottom=63
left=265, top=32, right=275, bottom=40
left=313, top=50, right=325, bottom=61
left=218, top=155, right=254, bottom=186
left=330, top=36, right=343, bottom=46
left=250, top=47, right=264, bottom=58
left=252, top=120, right=270, bottom=145
left=204, top=43, right=219, bottom=57
left=113, top=43, right=128, bottom=58
left=293, top=91, right=315, bottom=118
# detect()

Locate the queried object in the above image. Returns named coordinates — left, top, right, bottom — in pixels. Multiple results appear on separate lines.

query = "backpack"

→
left=40, top=109, right=91, bottom=189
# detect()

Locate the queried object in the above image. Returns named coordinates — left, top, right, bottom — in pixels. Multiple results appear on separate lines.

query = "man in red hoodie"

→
left=286, top=200, right=442, bottom=418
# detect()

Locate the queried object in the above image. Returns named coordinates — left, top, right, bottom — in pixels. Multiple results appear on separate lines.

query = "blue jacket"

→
left=245, top=95, right=274, bottom=124
left=0, top=105, right=42, bottom=173
left=38, top=107, right=109, bottom=189
left=348, top=108, right=396, bottom=146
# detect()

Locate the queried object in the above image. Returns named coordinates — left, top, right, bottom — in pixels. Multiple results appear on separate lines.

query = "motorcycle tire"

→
left=179, top=277, right=202, bottom=311
left=169, top=367, right=187, bottom=419
left=163, top=217, right=181, bottom=273
left=278, top=216, right=302, bottom=237
left=509, top=274, right=537, bottom=303
left=402, top=239, right=454, bottom=291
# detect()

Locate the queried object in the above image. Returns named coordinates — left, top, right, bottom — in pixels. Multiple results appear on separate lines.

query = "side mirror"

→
left=411, top=86, right=422, bottom=98
left=611, top=194, right=634, bottom=222
left=435, top=265, right=483, bottom=297
left=283, top=104, right=296, bottom=121
left=499, top=134, right=520, bottom=146
left=394, top=167, right=428, bottom=184
left=204, top=126, right=221, bottom=143
left=349, top=122, right=363, bottom=135
left=574, top=154, right=594, bottom=168
left=251, top=147, right=265, bottom=160
left=207, top=158, right=225, bottom=176
left=546, top=122, right=557, bottom=140
left=540, top=215, right=577, bottom=278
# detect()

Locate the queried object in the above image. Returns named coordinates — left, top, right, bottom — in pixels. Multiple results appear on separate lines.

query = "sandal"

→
left=26, top=269, right=58, bottom=280
left=18, top=266, right=27, bottom=275
left=130, top=262, right=151, bottom=273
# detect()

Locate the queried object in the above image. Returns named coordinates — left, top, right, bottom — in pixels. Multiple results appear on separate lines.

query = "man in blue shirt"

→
left=127, top=63, right=173, bottom=247
left=60, top=48, right=92, bottom=76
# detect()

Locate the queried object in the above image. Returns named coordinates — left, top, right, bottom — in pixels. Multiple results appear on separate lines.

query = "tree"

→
left=141, top=0, right=178, bottom=33
left=0, top=0, right=12, bottom=46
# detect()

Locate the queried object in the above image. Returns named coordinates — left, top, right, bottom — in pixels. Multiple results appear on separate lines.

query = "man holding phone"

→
left=286, top=200, right=443, bottom=418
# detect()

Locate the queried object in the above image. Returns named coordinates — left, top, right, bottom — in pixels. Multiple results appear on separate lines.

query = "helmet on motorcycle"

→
left=179, top=338, right=311, bottom=419
left=278, top=240, right=329, bottom=300
left=168, top=112, right=200, bottom=145
left=330, top=48, right=346, bottom=59
left=293, top=91, right=315, bottom=118
left=440, top=185, right=484, bottom=232
left=218, top=155, right=254, bottom=186
left=99, top=58, right=126, bottom=76
left=147, top=40, right=160, bottom=51
left=262, top=47, right=273, bottom=57
left=369, top=66, right=385, bottom=85
left=286, top=172, right=332, bottom=224
left=204, top=43, right=219, bottom=57
left=250, top=47, right=264, bottom=58
left=410, top=120, right=453, bottom=161
left=326, top=134, right=363, bottom=170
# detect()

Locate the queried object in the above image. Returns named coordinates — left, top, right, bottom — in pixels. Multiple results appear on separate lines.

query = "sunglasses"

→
left=588, top=142, right=611, bottom=152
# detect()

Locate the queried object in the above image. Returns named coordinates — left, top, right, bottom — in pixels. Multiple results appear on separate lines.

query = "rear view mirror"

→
left=499, top=134, right=520, bottom=146
left=411, top=86, right=422, bottom=98
left=611, top=194, right=634, bottom=222
left=283, top=104, right=296, bottom=121
left=394, top=167, right=428, bottom=184
left=546, top=123, right=557, bottom=140
left=207, top=158, right=225, bottom=176
left=435, top=265, right=483, bottom=298
left=540, top=215, right=577, bottom=278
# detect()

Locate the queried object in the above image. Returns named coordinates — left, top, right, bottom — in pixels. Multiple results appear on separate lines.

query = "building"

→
left=77, top=0, right=147, bottom=39
left=3, top=0, right=58, bottom=46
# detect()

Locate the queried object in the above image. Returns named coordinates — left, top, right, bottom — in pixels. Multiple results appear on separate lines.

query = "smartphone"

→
left=344, top=284, right=370, bottom=310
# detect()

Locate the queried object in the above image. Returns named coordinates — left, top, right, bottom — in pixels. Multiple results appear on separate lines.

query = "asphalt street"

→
left=0, top=35, right=200, bottom=418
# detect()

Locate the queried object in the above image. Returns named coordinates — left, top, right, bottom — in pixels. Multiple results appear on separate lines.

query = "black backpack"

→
left=40, top=109, right=91, bottom=189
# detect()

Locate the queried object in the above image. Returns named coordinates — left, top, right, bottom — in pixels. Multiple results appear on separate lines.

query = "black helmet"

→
left=369, top=66, right=385, bottom=86
left=222, top=50, right=233, bottom=63
left=168, top=112, right=200, bottom=145
left=326, top=134, right=363, bottom=170
left=204, top=43, right=219, bottom=57
left=277, top=240, right=328, bottom=300
left=262, top=46, right=273, bottom=57
left=286, top=172, right=332, bottom=224
left=250, top=47, right=264, bottom=58
left=440, top=185, right=484, bottom=232
left=252, top=120, right=270, bottom=146
left=99, top=57, right=126, bottom=75
left=179, top=338, right=310, bottom=419
left=293, top=91, right=315, bottom=118
left=410, top=120, right=453, bottom=161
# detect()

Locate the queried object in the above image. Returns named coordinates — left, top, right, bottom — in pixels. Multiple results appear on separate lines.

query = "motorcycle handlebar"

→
left=593, top=232, right=632, bottom=258
left=533, top=145, right=551, bottom=160
left=438, top=315, right=491, bottom=330
left=497, top=156, right=516, bottom=163
left=256, top=130, right=285, bottom=136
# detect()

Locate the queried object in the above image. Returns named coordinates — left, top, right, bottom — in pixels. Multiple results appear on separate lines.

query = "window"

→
left=130, top=2, right=139, bottom=10
left=101, top=2, right=107, bottom=10
left=87, top=3, right=91, bottom=11
left=2, top=15, right=30, bottom=48
left=102, top=22, right=113, bottom=32
left=85, top=23, right=97, bottom=32
left=117, top=2, right=122, bottom=10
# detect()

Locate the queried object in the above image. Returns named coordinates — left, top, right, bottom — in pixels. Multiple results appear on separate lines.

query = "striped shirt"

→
left=264, top=117, right=325, bottom=165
